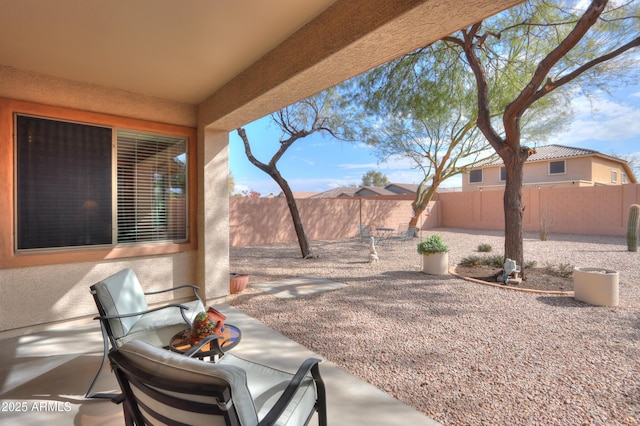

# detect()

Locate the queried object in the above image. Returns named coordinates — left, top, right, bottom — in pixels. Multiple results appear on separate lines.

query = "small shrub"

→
left=459, top=255, right=536, bottom=269
left=417, top=235, right=449, bottom=255
left=538, top=205, right=556, bottom=241
left=459, top=255, right=484, bottom=266
left=477, top=243, right=493, bottom=252
left=486, top=255, right=505, bottom=268
left=556, top=263, right=574, bottom=278
left=544, top=262, right=573, bottom=277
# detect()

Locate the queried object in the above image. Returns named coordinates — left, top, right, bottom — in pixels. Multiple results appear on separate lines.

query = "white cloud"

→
left=548, top=92, right=640, bottom=145
left=338, top=162, right=380, bottom=170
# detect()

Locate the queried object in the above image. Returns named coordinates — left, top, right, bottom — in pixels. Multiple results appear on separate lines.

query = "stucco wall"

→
left=0, top=71, right=206, bottom=332
left=0, top=253, right=198, bottom=331
left=229, top=197, right=439, bottom=246
left=229, top=184, right=640, bottom=249
left=438, top=184, right=640, bottom=236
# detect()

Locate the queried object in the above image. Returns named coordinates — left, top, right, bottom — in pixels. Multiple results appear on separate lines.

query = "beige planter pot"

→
left=573, top=267, right=619, bottom=307
left=421, top=252, right=449, bottom=275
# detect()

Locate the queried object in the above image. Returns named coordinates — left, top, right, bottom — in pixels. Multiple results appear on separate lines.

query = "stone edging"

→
left=449, top=265, right=574, bottom=296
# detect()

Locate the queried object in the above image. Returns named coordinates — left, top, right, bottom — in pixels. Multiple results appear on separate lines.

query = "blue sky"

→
left=229, top=84, right=640, bottom=196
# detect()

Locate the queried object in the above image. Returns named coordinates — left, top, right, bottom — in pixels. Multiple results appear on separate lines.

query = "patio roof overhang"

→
left=0, top=0, right=524, bottom=129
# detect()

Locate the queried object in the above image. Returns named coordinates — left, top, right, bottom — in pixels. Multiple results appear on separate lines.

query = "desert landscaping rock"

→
left=230, top=228, right=639, bottom=425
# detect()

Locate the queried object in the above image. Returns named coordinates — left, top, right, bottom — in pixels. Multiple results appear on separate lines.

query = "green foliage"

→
left=417, top=235, right=449, bottom=255
left=538, top=205, right=556, bottom=241
left=460, top=255, right=537, bottom=269
left=627, top=204, right=640, bottom=252
left=228, top=171, right=235, bottom=195
left=361, top=170, right=389, bottom=187
left=477, top=243, right=492, bottom=252
left=459, top=255, right=502, bottom=267
left=544, top=262, right=574, bottom=278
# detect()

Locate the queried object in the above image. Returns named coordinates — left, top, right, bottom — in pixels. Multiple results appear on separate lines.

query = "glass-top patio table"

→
left=169, top=324, right=241, bottom=360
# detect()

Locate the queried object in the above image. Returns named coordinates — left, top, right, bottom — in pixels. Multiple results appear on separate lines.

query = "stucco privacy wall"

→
left=229, top=197, right=440, bottom=246
left=230, top=185, right=639, bottom=247
left=438, top=184, right=640, bottom=236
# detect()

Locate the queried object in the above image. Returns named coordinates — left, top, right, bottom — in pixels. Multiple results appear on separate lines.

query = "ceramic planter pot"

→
left=229, top=273, right=249, bottom=294
left=421, top=252, right=449, bottom=275
left=573, top=267, right=619, bottom=307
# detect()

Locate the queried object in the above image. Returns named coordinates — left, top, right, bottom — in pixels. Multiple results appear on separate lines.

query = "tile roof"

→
left=475, top=144, right=625, bottom=167
left=354, top=186, right=397, bottom=196
left=310, top=186, right=360, bottom=198
left=385, top=183, right=419, bottom=194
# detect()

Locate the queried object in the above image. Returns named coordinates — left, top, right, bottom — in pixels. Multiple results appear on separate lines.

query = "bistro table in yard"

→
left=374, top=227, right=395, bottom=245
left=230, top=229, right=640, bottom=425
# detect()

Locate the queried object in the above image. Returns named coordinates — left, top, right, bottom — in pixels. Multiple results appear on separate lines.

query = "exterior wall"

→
left=0, top=77, right=203, bottom=331
left=462, top=156, right=628, bottom=191
left=591, top=156, right=626, bottom=185
left=229, top=197, right=439, bottom=246
left=438, top=184, right=640, bottom=236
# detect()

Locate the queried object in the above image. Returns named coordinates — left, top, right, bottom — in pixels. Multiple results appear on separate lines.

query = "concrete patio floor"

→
left=0, top=303, right=439, bottom=425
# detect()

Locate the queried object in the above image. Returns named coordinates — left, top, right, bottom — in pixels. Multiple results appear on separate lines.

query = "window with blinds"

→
left=117, top=130, right=187, bottom=244
left=16, top=115, right=113, bottom=250
left=15, top=115, right=188, bottom=251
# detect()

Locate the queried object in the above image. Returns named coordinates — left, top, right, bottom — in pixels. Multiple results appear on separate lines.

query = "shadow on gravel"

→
left=536, top=295, right=590, bottom=308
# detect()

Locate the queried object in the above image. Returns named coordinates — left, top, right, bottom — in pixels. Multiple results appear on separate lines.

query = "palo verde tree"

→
left=237, top=90, right=357, bottom=259
left=350, top=38, right=565, bottom=230
left=442, top=0, right=640, bottom=273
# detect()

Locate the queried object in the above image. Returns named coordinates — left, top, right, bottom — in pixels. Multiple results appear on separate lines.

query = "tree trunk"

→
left=502, top=149, right=527, bottom=277
left=273, top=173, right=315, bottom=259
left=409, top=184, right=436, bottom=230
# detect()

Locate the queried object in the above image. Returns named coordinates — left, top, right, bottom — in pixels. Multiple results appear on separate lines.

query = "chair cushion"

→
left=93, top=269, right=148, bottom=338
left=218, top=355, right=318, bottom=426
left=118, top=340, right=259, bottom=426
left=118, top=299, right=205, bottom=347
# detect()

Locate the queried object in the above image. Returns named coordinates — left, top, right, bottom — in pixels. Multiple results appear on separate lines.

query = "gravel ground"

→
left=229, top=228, right=640, bottom=425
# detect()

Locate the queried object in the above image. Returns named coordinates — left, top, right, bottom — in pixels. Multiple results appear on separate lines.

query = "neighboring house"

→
left=277, top=192, right=319, bottom=199
left=0, top=1, right=523, bottom=332
left=354, top=186, right=397, bottom=197
left=310, top=187, right=360, bottom=198
left=462, top=144, right=637, bottom=191
left=385, top=183, right=420, bottom=195
left=311, top=183, right=419, bottom=199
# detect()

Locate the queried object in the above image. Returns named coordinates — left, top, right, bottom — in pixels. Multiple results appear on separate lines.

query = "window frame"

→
left=499, top=167, right=507, bottom=182
left=469, top=169, right=483, bottom=184
left=116, top=129, right=189, bottom=246
left=548, top=160, right=566, bottom=175
left=5, top=100, right=197, bottom=267
left=15, top=114, right=115, bottom=251
left=611, top=170, right=617, bottom=183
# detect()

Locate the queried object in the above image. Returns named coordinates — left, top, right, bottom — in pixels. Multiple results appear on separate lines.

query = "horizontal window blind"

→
left=16, top=115, right=112, bottom=250
left=117, top=131, right=187, bottom=243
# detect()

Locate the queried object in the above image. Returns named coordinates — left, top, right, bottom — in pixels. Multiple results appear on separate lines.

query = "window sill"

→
left=3, top=241, right=197, bottom=269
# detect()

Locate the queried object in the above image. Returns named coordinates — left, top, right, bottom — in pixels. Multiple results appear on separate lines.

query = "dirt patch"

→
left=455, top=265, right=574, bottom=293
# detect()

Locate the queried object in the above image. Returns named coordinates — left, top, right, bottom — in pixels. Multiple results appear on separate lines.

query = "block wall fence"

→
left=229, top=184, right=640, bottom=247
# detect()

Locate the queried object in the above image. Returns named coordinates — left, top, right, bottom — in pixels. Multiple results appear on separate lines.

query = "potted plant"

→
left=417, top=235, right=449, bottom=275
left=229, top=273, right=249, bottom=294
